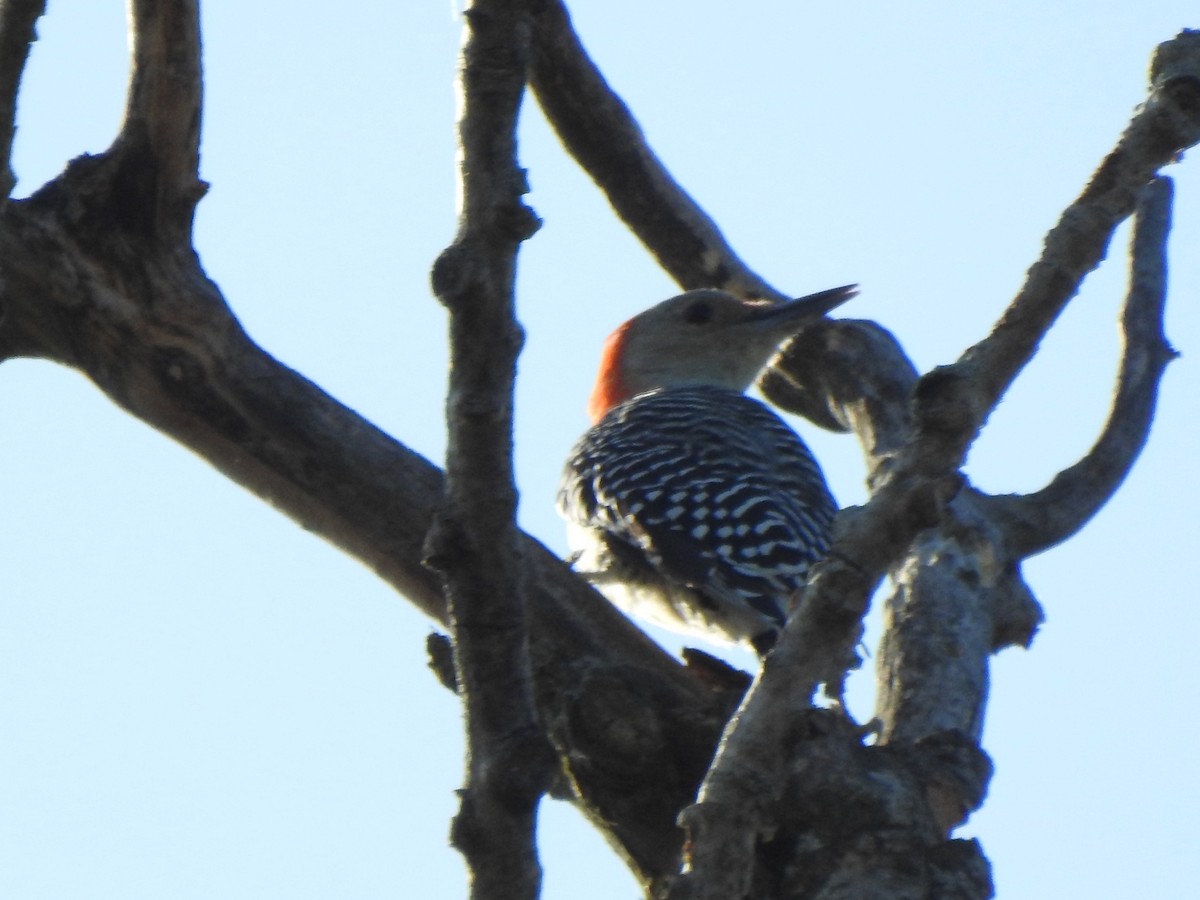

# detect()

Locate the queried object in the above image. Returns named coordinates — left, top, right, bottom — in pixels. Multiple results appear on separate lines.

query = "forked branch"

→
left=663, top=31, right=1200, bottom=900
left=912, top=31, right=1200, bottom=473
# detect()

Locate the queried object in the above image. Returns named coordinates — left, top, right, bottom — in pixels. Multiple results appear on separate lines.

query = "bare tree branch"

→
left=800, top=49, right=1196, bottom=893
left=115, top=0, right=206, bottom=244
left=763, top=319, right=920, bottom=480
left=0, top=6, right=1191, bottom=897
left=989, top=177, right=1178, bottom=558
left=0, top=2, right=731, bottom=880
left=911, top=31, right=1200, bottom=473
left=0, top=174, right=725, bottom=887
left=0, top=0, right=44, bottom=202
left=528, top=0, right=786, bottom=300
left=0, top=195, right=445, bottom=607
left=661, top=35, right=1200, bottom=900
left=670, top=472, right=955, bottom=899
left=1, top=145, right=729, bottom=888
left=875, top=498, right=999, bottom=745
left=426, top=2, right=554, bottom=897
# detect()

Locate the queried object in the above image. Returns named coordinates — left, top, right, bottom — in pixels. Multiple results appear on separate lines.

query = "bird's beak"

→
left=739, top=285, right=858, bottom=343
left=757, top=284, right=858, bottom=323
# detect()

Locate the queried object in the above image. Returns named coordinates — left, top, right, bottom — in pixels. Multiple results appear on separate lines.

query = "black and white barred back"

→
left=557, top=384, right=836, bottom=654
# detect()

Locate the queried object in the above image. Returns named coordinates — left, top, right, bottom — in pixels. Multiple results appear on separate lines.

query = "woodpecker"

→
left=557, top=285, right=856, bottom=656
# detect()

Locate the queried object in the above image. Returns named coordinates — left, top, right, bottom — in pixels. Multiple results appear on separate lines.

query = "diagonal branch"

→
left=0, top=0, right=44, bottom=203
left=911, top=31, right=1200, bottom=472
left=528, top=0, right=786, bottom=300
left=989, top=177, right=1178, bottom=559
left=0, top=1, right=734, bottom=884
left=0, top=174, right=719, bottom=883
left=426, top=2, right=554, bottom=898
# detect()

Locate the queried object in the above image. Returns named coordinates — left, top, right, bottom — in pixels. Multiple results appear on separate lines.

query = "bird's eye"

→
left=683, top=300, right=713, bottom=325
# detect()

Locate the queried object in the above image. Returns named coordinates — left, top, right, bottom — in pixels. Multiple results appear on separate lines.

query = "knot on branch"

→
left=497, top=168, right=543, bottom=242
left=431, top=243, right=488, bottom=309
left=540, top=663, right=729, bottom=883
left=422, top=507, right=472, bottom=575
left=33, top=131, right=204, bottom=253
left=430, top=239, right=535, bottom=349
left=488, top=722, right=560, bottom=811
left=649, top=705, right=989, bottom=898
left=832, top=471, right=961, bottom=574
left=989, top=569, right=1044, bottom=650
left=785, top=714, right=933, bottom=839
left=736, top=716, right=995, bottom=899
left=449, top=717, right=554, bottom=854
left=904, top=730, right=994, bottom=834
left=912, top=365, right=982, bottom=443
left=1159, top=75, right=1200, bottom=120
left=1150, top=30, right=1200, bottom=96
left=146, top=344, right=250, bottom=439
left=762, top=319, right=920, bottom=449
left=928, top=839, right=995, bottom=899
left=564, top=669, right=667, bottom=779
left=426, top=632, right=459, bottom=692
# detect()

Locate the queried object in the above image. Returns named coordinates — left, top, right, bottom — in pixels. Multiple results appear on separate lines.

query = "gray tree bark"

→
left=0, top=2, right=1196, bottom=898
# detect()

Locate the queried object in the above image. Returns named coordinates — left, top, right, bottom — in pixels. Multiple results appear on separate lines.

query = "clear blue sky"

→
left=0, top=3, right=1196, bottom=898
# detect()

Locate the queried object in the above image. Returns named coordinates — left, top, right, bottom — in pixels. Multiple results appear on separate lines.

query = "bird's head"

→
left=587, top=285, right=857, bottom=422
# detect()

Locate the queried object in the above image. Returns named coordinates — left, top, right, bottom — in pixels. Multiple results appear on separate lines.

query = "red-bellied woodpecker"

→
left=557, top=285, right=856, bottom=656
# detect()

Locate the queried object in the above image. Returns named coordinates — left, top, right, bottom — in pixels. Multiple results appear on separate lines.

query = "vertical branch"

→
left=116, top=0, right=206, bottom=244
left=0, top=0, right=44, bottom=203
left=873, top=512, right=997, bottom=746
left=427, top=3, right=551, bottom=899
